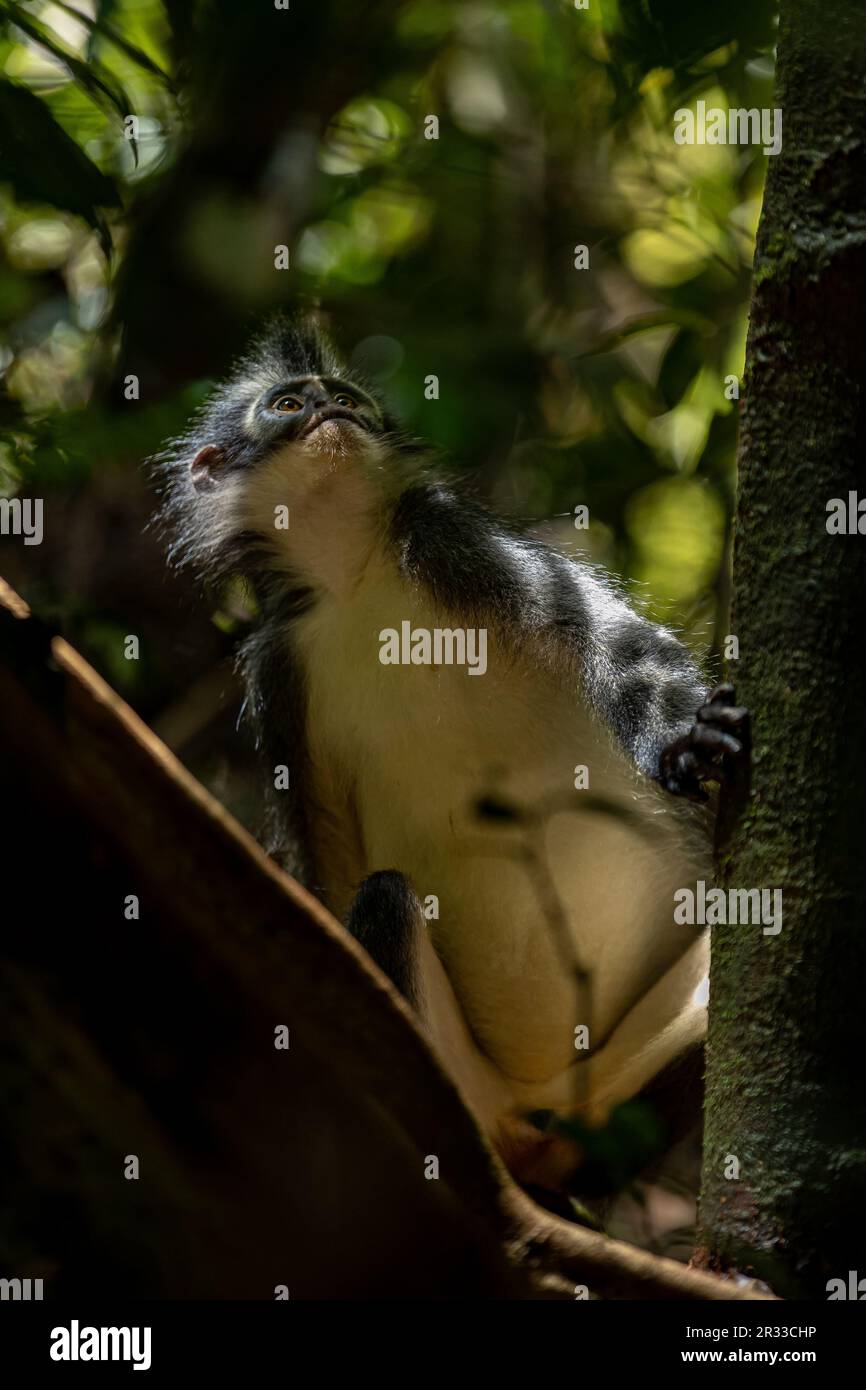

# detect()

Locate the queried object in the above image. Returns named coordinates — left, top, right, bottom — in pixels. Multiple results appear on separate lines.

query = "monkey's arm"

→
left=390, top=483, right=744, bottom=796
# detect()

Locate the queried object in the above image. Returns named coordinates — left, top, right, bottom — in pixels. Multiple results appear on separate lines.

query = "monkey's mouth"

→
left=302, top=408, right=367, bottom=438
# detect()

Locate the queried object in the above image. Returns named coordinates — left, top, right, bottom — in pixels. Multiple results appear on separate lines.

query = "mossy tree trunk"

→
left=699, top=0, right=866, bottom=1297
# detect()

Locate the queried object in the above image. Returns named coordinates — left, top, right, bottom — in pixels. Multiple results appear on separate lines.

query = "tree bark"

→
left=699, top=0, right=866, bottom=1297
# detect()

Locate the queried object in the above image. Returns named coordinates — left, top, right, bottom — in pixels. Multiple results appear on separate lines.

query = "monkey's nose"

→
left=312, top=395, right=329, bottom=409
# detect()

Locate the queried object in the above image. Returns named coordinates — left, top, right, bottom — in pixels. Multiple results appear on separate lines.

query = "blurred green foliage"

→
left=0, top=0, right=777, bottom=725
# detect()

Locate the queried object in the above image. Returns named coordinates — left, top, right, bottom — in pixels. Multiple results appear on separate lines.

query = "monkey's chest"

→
left=298, top=577, right=605, bottom=877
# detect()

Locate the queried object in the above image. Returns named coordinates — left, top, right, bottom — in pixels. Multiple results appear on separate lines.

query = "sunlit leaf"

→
left=0, top=80, right=119, bottom=245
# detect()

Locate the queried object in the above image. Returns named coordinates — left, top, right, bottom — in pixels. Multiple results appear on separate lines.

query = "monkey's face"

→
left=183, top=370, right=389, bottom=572
left=190, top=373, right=384, bottom=498
left=252, top=374, right=383, bottom=455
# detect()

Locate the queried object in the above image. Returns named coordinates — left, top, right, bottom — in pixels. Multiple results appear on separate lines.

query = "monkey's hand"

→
left=657, top=684, right=749, bottom=803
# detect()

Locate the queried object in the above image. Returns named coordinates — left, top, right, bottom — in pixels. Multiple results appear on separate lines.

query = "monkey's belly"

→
left=352, top=664, right=706, bottom=1088
left=370, top=800, right=704, bottom=1086
left=300, top=581, right=707, bottom=1091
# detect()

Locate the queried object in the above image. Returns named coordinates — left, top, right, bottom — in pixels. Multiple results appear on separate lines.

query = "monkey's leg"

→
left=346, top=870, right=424, bottom=1009
left=657, top=683, right=750, bottom=801
left=348, top=872, right=530, bottom=1155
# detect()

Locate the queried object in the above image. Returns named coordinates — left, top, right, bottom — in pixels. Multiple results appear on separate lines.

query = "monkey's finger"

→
left=706, top=682, right=736, bottom=706
left=696, top=703, right=748, bottom=730
left=689, top=724, right=742, bottom=759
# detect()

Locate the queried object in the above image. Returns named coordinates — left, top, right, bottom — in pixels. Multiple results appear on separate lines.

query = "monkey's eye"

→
left=273, top=396, right=303, bottom=413
left=334, top=393, right=357, bottom=409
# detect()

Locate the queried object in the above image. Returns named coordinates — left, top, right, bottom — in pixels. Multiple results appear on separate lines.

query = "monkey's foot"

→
left=657, top=684, right=749, bottom=803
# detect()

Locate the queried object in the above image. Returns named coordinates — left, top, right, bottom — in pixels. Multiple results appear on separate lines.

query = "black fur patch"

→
left=346, top=871, right=424, bottom=1009
left=388, top=481, right=706, bottom=778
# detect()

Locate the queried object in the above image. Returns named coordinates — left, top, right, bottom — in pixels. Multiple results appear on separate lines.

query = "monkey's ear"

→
left=190, top=444, right=226, bottom=491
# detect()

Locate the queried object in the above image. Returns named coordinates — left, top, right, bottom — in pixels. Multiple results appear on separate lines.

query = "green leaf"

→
left=658, top=329, right=702, bottom=411
left=5, top=2, right=138, bottom=158
left=51, top=0, right=174, bottom=91
left=555, top=1098, right=668, bottom=1196
left=0, top=80, right=120, bottom=243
